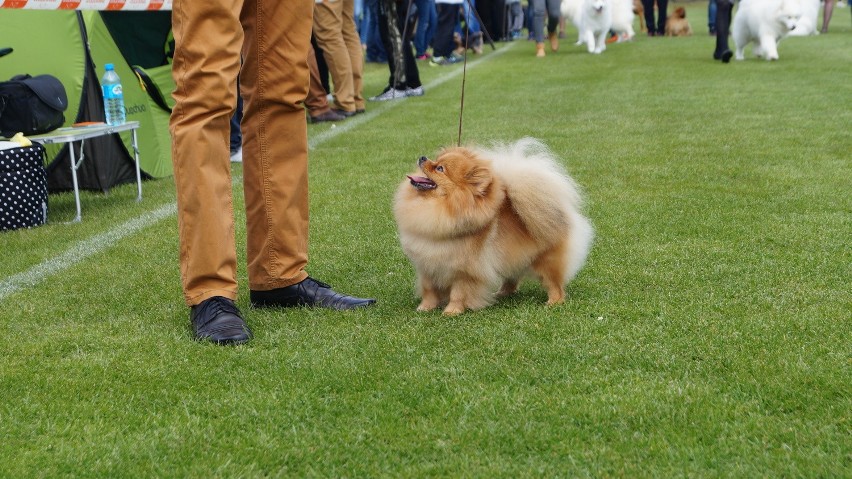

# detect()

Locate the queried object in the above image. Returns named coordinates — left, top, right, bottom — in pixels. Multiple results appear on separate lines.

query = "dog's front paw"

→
left=417, top=300, right=439, bottom=312
left=442, top=305, right=465, bottom=316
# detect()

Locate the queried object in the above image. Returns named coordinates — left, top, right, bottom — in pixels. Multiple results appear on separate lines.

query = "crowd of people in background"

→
left=226, top=0, right=849, bottom=147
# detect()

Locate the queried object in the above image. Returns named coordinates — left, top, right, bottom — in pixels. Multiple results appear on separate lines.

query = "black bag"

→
left=0, top=74, right=68, bottom=138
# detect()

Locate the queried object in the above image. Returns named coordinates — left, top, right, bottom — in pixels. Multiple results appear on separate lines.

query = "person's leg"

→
left=713, top=0, right=733, bottom=62
left=365, top=0, right=388, bottom=62
left=641, top=0, right=656, bottom=35
left=433, top=3, right=458, bottom=58
left=530, top=0, right=545, bottom=42
left=313, top=0, right=357, bottom=112
left=398, top=1, right=423, bottom=88
left=655, top=0, right=668, bottom=35
left=229, top=89, right=242, bottom=154
left=821, top=0, right=835, bottom=33
left=462, top=0, right=482, bottom=33
left=170, top=0, right=243, bottom=305
left=377, top=0, right=400, bottom=88
left=708, top=0, right=717, bottom=34
left=241, top=0, right=313, bottom=291
left=342, top=0, right=366, bottom=112
left=305, top=43, right=343, bottom=121
left=414, top=0, right=431, bottom=56
left=545, top=0, right=560, bottom=50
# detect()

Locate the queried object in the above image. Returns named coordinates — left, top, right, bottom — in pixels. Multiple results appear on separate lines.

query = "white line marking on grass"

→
left=1, top=44, right=516, bottom=298
left=0, top=203, right=177, bottom=301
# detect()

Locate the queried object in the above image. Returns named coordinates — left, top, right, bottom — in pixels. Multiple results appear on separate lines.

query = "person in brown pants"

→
left=306, top=43, right=347, bottom=123
left=313, top=0, right=366, bottom=117
left=170, top=0, right=375, bottom=345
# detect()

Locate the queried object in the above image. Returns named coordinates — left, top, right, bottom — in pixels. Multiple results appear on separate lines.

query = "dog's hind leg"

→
left=532, top=241, right=569, bottom=305
left=497, top=278, right=520, bottom=298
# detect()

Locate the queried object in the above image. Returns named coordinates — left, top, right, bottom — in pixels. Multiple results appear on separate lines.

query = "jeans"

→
left=413, top=0, right=437, bottom=56
left=708, top=0, right=717, bottom=32
left=459, top=0, right=481, bottom=35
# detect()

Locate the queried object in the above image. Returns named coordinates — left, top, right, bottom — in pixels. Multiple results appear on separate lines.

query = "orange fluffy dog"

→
left=393, top=138, right=594, bottom=316
left=665, top=7, right=693, bottom=36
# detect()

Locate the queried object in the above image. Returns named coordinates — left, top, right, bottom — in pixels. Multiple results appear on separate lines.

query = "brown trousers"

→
left=170, top=0, right=313, bottom=306
left=305, top=44, right=333, bottom=116
left=312, top=0, right=365, bottom=112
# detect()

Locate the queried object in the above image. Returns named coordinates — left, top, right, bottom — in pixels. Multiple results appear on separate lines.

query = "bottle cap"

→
left=105, top=63, right=114, bottom=70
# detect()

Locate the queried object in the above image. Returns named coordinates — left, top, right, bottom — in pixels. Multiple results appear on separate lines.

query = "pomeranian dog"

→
left=665, top=7, right=693, bottom=36
left=393, top=138, right=594, bottom=316
left=733, top=0, right=803, bottom=60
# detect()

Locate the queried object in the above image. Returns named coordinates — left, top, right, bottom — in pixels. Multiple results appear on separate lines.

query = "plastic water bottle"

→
left=101, top=63, right=125, bottom=126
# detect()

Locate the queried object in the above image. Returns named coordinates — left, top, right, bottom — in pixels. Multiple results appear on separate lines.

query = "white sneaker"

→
left=230, top=147, right=243, bottom=163
left=369, top=88, right=409, bottom=101
left=406, top=86, right=424, bottom=97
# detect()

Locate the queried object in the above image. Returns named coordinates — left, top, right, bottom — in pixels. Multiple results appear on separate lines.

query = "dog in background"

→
left=611, top=0, right=638, bottom=40
left=393, top=138, right=594, bottom=316
left=665, top=7, right=693, bottom=36
left=562, top=0, right=614, bottom=53
left=733, top=0, right=803, bottom=60
left=633, top=0, right=646, bottom=32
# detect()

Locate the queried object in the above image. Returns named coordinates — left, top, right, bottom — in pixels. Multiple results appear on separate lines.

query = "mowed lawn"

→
left=1, top=4, right=850, bottom=477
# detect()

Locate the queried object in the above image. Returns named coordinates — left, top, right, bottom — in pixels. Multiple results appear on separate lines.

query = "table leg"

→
left=131, top=128, right=142, bottom=202
left=68, top=141, right=82, bottom=223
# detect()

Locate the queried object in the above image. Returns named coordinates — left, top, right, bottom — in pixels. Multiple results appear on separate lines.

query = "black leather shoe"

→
left=330, top=108, right=357, bottom=118
left=190, top=296, right=252, bottom=345
left=310, top=109, right=346, bottom=123
left=250, top=277, right=376, bottom=310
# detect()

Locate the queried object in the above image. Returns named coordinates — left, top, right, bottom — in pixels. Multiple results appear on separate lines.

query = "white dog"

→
left=562, top=0, right=613, bottom=53
left=733, top=0, right=803, bottom=60
left=609, top=0, right=637, bottom=40
left=564, top=0, right=633, bottom=44
left=787, top=0, right=819, bottom=36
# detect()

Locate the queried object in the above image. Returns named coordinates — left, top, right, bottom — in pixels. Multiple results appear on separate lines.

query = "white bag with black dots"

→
left=0, top=144, right=48, bottom=231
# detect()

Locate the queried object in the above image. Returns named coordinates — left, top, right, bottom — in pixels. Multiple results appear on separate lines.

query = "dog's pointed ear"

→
left=465, top=165, right=493, bottom=196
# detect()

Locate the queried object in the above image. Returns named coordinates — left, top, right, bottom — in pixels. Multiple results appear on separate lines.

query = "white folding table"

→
left=25, top=121, right=142, bottom=223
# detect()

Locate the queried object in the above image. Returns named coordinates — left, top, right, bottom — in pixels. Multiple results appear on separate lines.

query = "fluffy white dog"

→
left=733, top=0, right=804, bottom=60
left=787, top=0, right=819, bottom=36
left=609, top=0, right=637, bottom=40
left=561, top=0, right=613, bottom=53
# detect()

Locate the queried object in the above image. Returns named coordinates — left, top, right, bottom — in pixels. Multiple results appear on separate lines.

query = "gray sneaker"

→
left=406, top=86, right=424, bottom=97
left=369, top=88, right=408, bottom=101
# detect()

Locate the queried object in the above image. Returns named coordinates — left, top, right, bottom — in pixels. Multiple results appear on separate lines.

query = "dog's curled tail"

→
left=484, top=138, right=594, bottom=282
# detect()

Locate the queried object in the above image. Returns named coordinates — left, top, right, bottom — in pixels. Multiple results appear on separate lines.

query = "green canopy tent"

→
left=0, top=9, right=174, bottom=192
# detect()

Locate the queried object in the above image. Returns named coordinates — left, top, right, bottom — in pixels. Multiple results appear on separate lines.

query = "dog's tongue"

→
left=407, top=175, right=437, bottom=190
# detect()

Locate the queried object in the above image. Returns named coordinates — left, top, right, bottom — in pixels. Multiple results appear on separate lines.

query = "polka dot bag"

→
left=0, top=144, right=48, bottom=231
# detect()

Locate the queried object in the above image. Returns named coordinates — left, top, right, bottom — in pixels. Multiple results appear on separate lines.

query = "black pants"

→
left=714, top=0, right=734, bottom=55
left=641, top=0, right=668, bottom=35
left=378, top=0, right=421, bottom=89
left=434, top=3, right=461, bottom=58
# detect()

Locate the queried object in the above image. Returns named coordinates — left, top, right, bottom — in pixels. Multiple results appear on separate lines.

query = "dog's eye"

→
left=436, top=165, right=444, bottom=173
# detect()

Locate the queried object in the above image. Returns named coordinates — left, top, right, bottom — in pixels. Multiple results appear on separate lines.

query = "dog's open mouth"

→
left=407, top=175, right=437, bottom=190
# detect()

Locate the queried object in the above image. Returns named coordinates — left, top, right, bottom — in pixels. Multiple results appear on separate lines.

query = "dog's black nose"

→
left=418, top=156, right=428, bottom=167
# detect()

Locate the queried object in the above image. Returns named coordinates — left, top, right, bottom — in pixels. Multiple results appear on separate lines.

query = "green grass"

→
left=2, top=6, right=850, bottom=476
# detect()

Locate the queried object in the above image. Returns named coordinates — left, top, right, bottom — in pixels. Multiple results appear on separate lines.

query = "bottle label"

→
left=103, top=84, right=123, bottom=99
